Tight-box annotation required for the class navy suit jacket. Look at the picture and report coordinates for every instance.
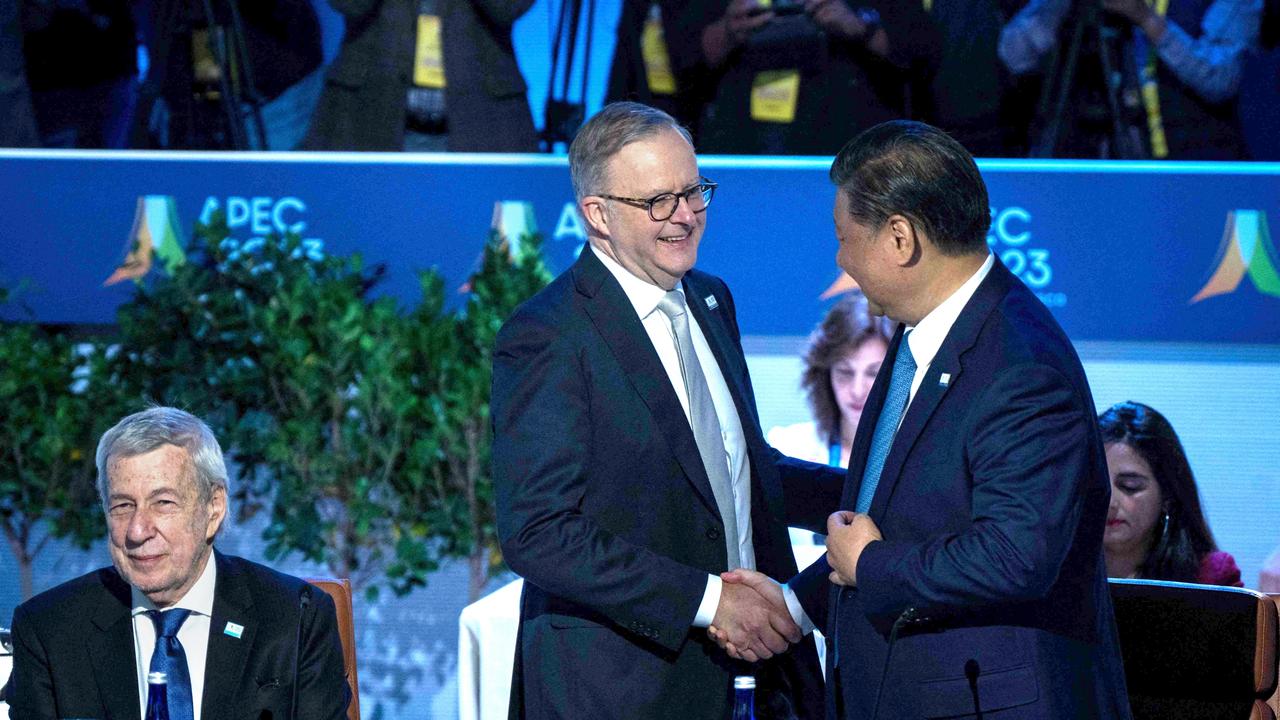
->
[493,249,825,720]
[791,259,1132,719]
[8,551,351,720]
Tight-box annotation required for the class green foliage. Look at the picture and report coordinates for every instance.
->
[397,235,552,598]
[113,215,551,599]
[0,302,127,598]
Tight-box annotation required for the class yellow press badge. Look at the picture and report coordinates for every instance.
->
[750,70,800,123]
[414,15,446,88]
[641,5,676,95]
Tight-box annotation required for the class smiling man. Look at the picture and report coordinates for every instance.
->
[8,407,351,720]
[781,121,1133,719]
[493,101,826,719]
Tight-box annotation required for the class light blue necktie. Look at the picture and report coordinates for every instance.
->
[854,332,916,514]
[147,608,194,720]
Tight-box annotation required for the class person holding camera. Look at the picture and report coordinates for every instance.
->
[999,0,1262,159]
[692,0,941,155]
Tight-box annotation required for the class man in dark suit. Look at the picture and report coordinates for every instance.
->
[8,407,350,720]
[303,0,537,152]
[723,121,1133,718]
[493,101,826,719]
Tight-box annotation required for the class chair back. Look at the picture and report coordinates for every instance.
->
[1110,579,1278,720]
[307,578,360,720]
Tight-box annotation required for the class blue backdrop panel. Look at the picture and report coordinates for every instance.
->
[1,151,1278,346]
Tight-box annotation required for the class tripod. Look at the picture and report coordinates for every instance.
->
[541,0,596,152]
[133,0,268,149]
[1030,2,1147,159]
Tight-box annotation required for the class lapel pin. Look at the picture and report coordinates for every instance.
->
[224,621,244,639]
[704,295,718,310]
[938,373,951,388]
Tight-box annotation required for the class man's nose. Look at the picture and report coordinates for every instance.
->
[669,194,697,224]
[127,508,156,543]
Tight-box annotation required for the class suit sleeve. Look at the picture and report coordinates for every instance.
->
[713,278,846,534]
[296,589,353,720]
[493,308,710,654]
[8,602,58,720]
[855,364,1094,622]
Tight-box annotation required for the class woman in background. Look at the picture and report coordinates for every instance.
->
[1099,401,1242,586]
[768,293,891,468]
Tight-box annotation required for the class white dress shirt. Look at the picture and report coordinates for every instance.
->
[591,246,812,629]
[131,552,217,720]
[901,254,995,416]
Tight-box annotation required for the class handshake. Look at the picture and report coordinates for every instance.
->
[707,569,802,662]
[705,511,883,662]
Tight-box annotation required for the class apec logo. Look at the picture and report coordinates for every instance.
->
[199,195,313,238]
[987,206,1065,308]
[1191,210,1280,303]
[106,195,322,286]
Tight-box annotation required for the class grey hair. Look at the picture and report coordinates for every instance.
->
[95,407,229,507]
[568,101,693,201]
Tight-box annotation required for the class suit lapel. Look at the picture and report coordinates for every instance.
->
[88,569,142,720]
[682,274,789,538]
[867,260,1016,520]
[202,552,257,719]
[573,250,721,517]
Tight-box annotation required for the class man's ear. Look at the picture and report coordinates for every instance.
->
[205,485,227,542]
[580,197,611,239]
[886,214,922,267]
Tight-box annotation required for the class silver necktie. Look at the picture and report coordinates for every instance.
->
[657,290,741,570]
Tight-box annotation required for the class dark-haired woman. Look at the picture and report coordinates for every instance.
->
[767,293,892,469]
[1099,401,1242,586]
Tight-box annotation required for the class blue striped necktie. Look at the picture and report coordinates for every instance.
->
[854,332,917,513]
[148,608,195,720]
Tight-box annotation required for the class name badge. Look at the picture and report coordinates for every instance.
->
[750,70,800,124]
[414,15,446,89]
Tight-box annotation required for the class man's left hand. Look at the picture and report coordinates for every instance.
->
[827,511,882,586]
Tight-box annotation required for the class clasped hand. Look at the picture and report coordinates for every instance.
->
[827,510,883,586]
[707,569,800,662]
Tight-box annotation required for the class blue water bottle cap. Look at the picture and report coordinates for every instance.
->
[734,676,755,690]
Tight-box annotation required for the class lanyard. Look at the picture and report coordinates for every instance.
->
[1133,0,1172,158]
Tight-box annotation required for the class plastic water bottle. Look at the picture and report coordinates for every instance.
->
[145,671,169,720]
[732,675,756,720]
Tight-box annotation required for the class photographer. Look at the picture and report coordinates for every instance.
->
[999,0,1261,158]
[692,0,941,154]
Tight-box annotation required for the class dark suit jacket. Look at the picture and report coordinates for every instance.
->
[303,0,536,151]
[791,259,1132,719]
[8,551,351,720]
[493,249,825,720]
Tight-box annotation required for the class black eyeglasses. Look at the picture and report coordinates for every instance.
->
[599,178,717,222]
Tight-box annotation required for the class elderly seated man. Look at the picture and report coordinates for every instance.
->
[8,406,351,719]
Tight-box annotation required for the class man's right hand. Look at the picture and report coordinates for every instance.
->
[707,570,801,662]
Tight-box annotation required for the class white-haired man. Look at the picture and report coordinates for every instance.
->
[8,406,351,720]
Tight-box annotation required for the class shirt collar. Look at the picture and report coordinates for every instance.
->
[905,253,994,368]
[130,549,218,618]
[589,243,684,320]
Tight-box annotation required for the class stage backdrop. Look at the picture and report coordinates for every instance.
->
[2,152,1279,720]
[2,152,1279,345]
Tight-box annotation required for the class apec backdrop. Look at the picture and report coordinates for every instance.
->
[2,152,1279,346]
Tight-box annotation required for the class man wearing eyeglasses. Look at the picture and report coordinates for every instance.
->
[493,101,828,719]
